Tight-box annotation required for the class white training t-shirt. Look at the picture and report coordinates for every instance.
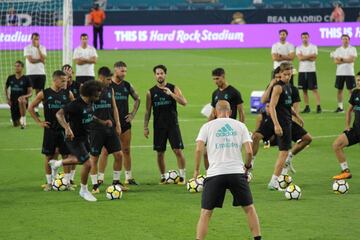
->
[23,44,47,75]
[333,46,357,76]
[271,42,295,69]
[73,45,98,77]
[196,118,252,177]
[296,44,318,72]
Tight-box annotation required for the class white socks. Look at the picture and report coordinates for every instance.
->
[64,173,71,185]
[80,184,88,192]
[98,172,105,181]
[269,174,278,186]
[46,174,52,184]
[179,169,186,179]
[20,116,26,125]
[113,171,121,181]
[90,174,98,185]
[70,170,76,181]
[338,102,344,109]
[286,152,293,163]
[340,162,349,171]
[125,171,132,180]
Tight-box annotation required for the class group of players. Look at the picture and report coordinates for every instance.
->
[4,29,359,202]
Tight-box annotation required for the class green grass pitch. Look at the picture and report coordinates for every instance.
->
[0,48,359,240]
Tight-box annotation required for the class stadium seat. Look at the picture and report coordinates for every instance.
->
[157,4,171,10]
[289,0,303,8]
[117,4,132,10]
[271,1,286,8]
[308,0,322,7]
[81,4,92,10]
[348,0,360,7]
[212,2,225,9]
[136,4,150,10]
[190,3,208,10]
[176,3,189,10]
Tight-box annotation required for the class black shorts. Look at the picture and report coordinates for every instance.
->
[120,121,131,133]
[28,75,46,90]
[66,137,90,163]
[277,121,292,151]
[76,76,95,85]
[201,174,253,210]
[10,99,20,122]
[291,122,308,142]
[344,128,360,146]
[153,126,184,152]
[291,85,301,103]
[256,121,275,141]
[89,128,121,156]
[298,72,318,90]
[42,128,70,156]
[335,76,356,90]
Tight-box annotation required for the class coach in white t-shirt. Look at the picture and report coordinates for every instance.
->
[73,33,97,84]
[24,32,47,94]
[193,100,261,240]
[296,32,322,114]
[331,34,357,113]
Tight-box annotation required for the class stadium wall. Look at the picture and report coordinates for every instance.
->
[1,23,360,50]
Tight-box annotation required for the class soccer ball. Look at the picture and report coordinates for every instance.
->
[332,180,349,194]
[106,185,123,200]
[165,170,180,184]
[52,174,67,191]
[285,184,301,200]
[187,175,206,193]
[278,175,293,190]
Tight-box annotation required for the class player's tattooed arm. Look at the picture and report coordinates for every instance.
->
[56,109,73,140]
[111,88,121,136]
[126,84,140,123]
[28,91,50,128]
[144,91,152,138]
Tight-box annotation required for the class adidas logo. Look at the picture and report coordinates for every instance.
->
[154,94,158,98]
[216,123,237,137]
[355,97,359,101]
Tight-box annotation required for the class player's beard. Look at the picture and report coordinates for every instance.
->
[157,78,165,85]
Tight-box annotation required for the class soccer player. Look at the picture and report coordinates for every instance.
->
[296,32,322,113]
[144,64,187,184]
[267,63,303,190]
[193,100,261,240]
[209,68,245,122]
[62,64,81,99]
[332,72,360,180]
[50,80,103,202]
[28,70,74,191]
[24,32,47,116]
[98,61,140,185]
[5,60,32,128]
[89,66,125,193]
[331,34,357,113]
[73,33,97,85]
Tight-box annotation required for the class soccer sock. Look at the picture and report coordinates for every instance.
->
[20,117,24,125]
[46,174,52,184]
[80,184,88,192]
[70,170,76,181]
[286,152,294,163]
[338,102,344,109]
[113,171,121,181]
[98,172,105,181]
[35,107,39,113]
[54,160,63,168]
[281,168,288,175]
[90,174,98,185]
[270,174,278,186]
[125,171,132,180]
[179,169,186,179]
[23,116,26,125]
[340,162,349,171]
[64,173,71,185]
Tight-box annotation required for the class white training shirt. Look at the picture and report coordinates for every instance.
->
[271,41,295,69]
[296,44,318,72]
[23,44,47,75]
[73,45,98,77]
[196,118,252,177]
[333,46,357,76]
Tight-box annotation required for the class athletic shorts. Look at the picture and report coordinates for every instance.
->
[66,137,90,163]
[10,99,21,122]
[256,120,275,141]
[201,174,253,210]
[292,122,308,142]
[277,121,292,151]
[89,128,121,156]
[120,121,131,133]
[76,76,95,85]
[28,75,46,90]
[298,72,318,90]
[42,128,70,156]
[291,85,301,103]
[153,126,184,152]
[335,76,356,90]
[344,128,360,146]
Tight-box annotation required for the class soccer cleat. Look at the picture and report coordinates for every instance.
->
[284,160,296,174]
[334,107,344,113]
[70,180,77,188]
[301,106,310,113]
[43,184,52,192]
[41,183,48,188]
[79,190,97,202]
[333,169,352,180]
[316,105,322,114]
[66,185,76,191]
[113,180,129,191]
[91,184,100,194]
[159,177,166,185]
[263,140,270,149]
[125,178,139,185]
[20,124,25,129]
[267,182,279,191]
[176,177,186,185]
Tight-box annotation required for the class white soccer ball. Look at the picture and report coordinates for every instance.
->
[278,174,293,190]
[332,180,349,194]
[52,174,67,191]
[187,175,206,193]
[106,185,123,200]
[285,184,302,200]
[165,170,180,184]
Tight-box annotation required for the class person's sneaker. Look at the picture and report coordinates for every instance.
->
[263,141,270,149]
[301,106,310,113]
[97,180,103,187]
[20,124,25,129]
[159,177,166,185]
[70,180,77,188]
[267,182,279,191]
[333,169,352,180]
[66,184,75,191]
[79,190,97,202]
[91,184,100,194]
[125,178,139,185]
[112,180,129,191]
[334,107,344,113]
[41,183,48,188]
[316,105,322,114]
[43,184,52,192]
[176,177,186,185]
